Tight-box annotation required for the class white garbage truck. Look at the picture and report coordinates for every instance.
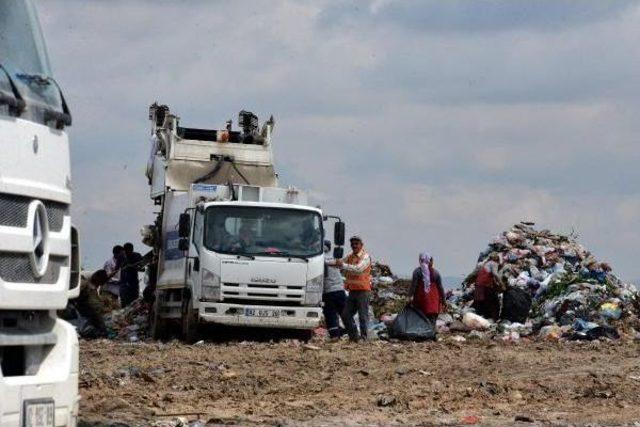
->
[144,104,345,340]
[1,0,81,426]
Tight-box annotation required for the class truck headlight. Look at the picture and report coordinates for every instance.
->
[202,268,221,301]
[304,275,323,305]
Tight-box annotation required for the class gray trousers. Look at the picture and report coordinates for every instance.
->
[341,290,370,341]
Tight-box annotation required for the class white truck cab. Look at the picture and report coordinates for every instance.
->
[1,1,80,425]
[192,200,325,321]
[145,105,345,340]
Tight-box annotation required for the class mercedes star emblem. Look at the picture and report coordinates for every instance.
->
[29,201,50,278]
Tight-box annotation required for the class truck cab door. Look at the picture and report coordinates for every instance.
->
[187,209,204,301]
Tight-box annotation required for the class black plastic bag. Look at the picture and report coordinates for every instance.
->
[389,305,436,341]
[501,287,532,323]
[570,325,620,341]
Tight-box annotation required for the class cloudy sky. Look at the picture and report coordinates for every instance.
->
[37,0,640,281]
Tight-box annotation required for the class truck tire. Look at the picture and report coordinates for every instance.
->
[181,293,200,343]
[150,290,168,340]
[295,329,314,342]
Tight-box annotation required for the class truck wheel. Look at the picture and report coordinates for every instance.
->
[296,329,314,342]
[150,290,167,340]
[181,294,200,343]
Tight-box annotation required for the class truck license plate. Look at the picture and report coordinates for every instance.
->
[23,400,54,427]
[244,308,279,318]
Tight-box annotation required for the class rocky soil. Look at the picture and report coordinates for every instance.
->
[79,338,640,426]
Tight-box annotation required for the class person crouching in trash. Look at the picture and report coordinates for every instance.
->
[408,252,446,321]
[60,270,109,338]
[471,254,503,320]
[322,240,347,340]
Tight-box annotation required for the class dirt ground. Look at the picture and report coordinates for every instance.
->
[78,338,640,426]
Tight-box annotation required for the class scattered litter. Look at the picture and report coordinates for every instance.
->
[103,298,151,341]
[462,312,492,330]
[461,415,481,425]
[539,325,562,341]
[376,395,396,407]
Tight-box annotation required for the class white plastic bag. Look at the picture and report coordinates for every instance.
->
[462,312,492,330]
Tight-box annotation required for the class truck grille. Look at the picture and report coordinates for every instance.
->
[0,253,67,284]
[0,193,68,232]
[221,282,305,303]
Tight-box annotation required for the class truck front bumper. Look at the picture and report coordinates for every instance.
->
[198,302,322,329]
[0,318,79,427]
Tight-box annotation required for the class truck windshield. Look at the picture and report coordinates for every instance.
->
[204,206,323,258]
[0,0,64,118]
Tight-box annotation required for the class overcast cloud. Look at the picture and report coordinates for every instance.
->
[37,0,640,281]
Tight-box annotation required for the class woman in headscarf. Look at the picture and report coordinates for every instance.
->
[409,252,446,320]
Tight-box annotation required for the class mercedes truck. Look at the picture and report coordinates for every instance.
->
[1,1,81,425]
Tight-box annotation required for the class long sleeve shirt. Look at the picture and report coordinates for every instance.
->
[409,268,445,301]
[340,250,371,273]
[103,257,120,283]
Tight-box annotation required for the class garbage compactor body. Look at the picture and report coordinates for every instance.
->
[145,105,343,339]
[1,0,81,425]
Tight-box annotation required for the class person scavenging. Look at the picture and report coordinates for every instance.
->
[408,252,446,322]
[102,245,125,304]
[471,253,503,320]
[63,269,110,338]
[334,235,372,342]
[322,240,347,339]
[120,242,143,308]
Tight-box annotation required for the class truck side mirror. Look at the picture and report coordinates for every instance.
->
[178,238,190,251]
[333,247,344,259]
[178,213,191,238]
[334,221,345,246]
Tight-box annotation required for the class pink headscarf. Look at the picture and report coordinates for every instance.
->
[419,252,432,293]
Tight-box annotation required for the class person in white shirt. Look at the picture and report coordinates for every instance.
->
[322,240,346,339]
[102,245,125,303]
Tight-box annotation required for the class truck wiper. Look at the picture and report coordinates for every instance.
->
[18,73,73,129]
[235,254,256,260]
[0,64,26,114]
[279,252,309,263]
[0,66,72,128]
[0,92,25,110]
[256,249,309,263]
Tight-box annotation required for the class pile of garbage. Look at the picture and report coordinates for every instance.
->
[371,262,394,279]
[370,263,407,319]
[443,222,639,341]
[103,298,151,342]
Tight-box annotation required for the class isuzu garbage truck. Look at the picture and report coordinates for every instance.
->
[144,104,345,340]
[1,0,81,425]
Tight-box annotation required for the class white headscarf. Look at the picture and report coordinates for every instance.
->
[419,252,432,293]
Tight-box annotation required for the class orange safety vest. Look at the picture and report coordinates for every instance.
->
[344,251,372,291]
